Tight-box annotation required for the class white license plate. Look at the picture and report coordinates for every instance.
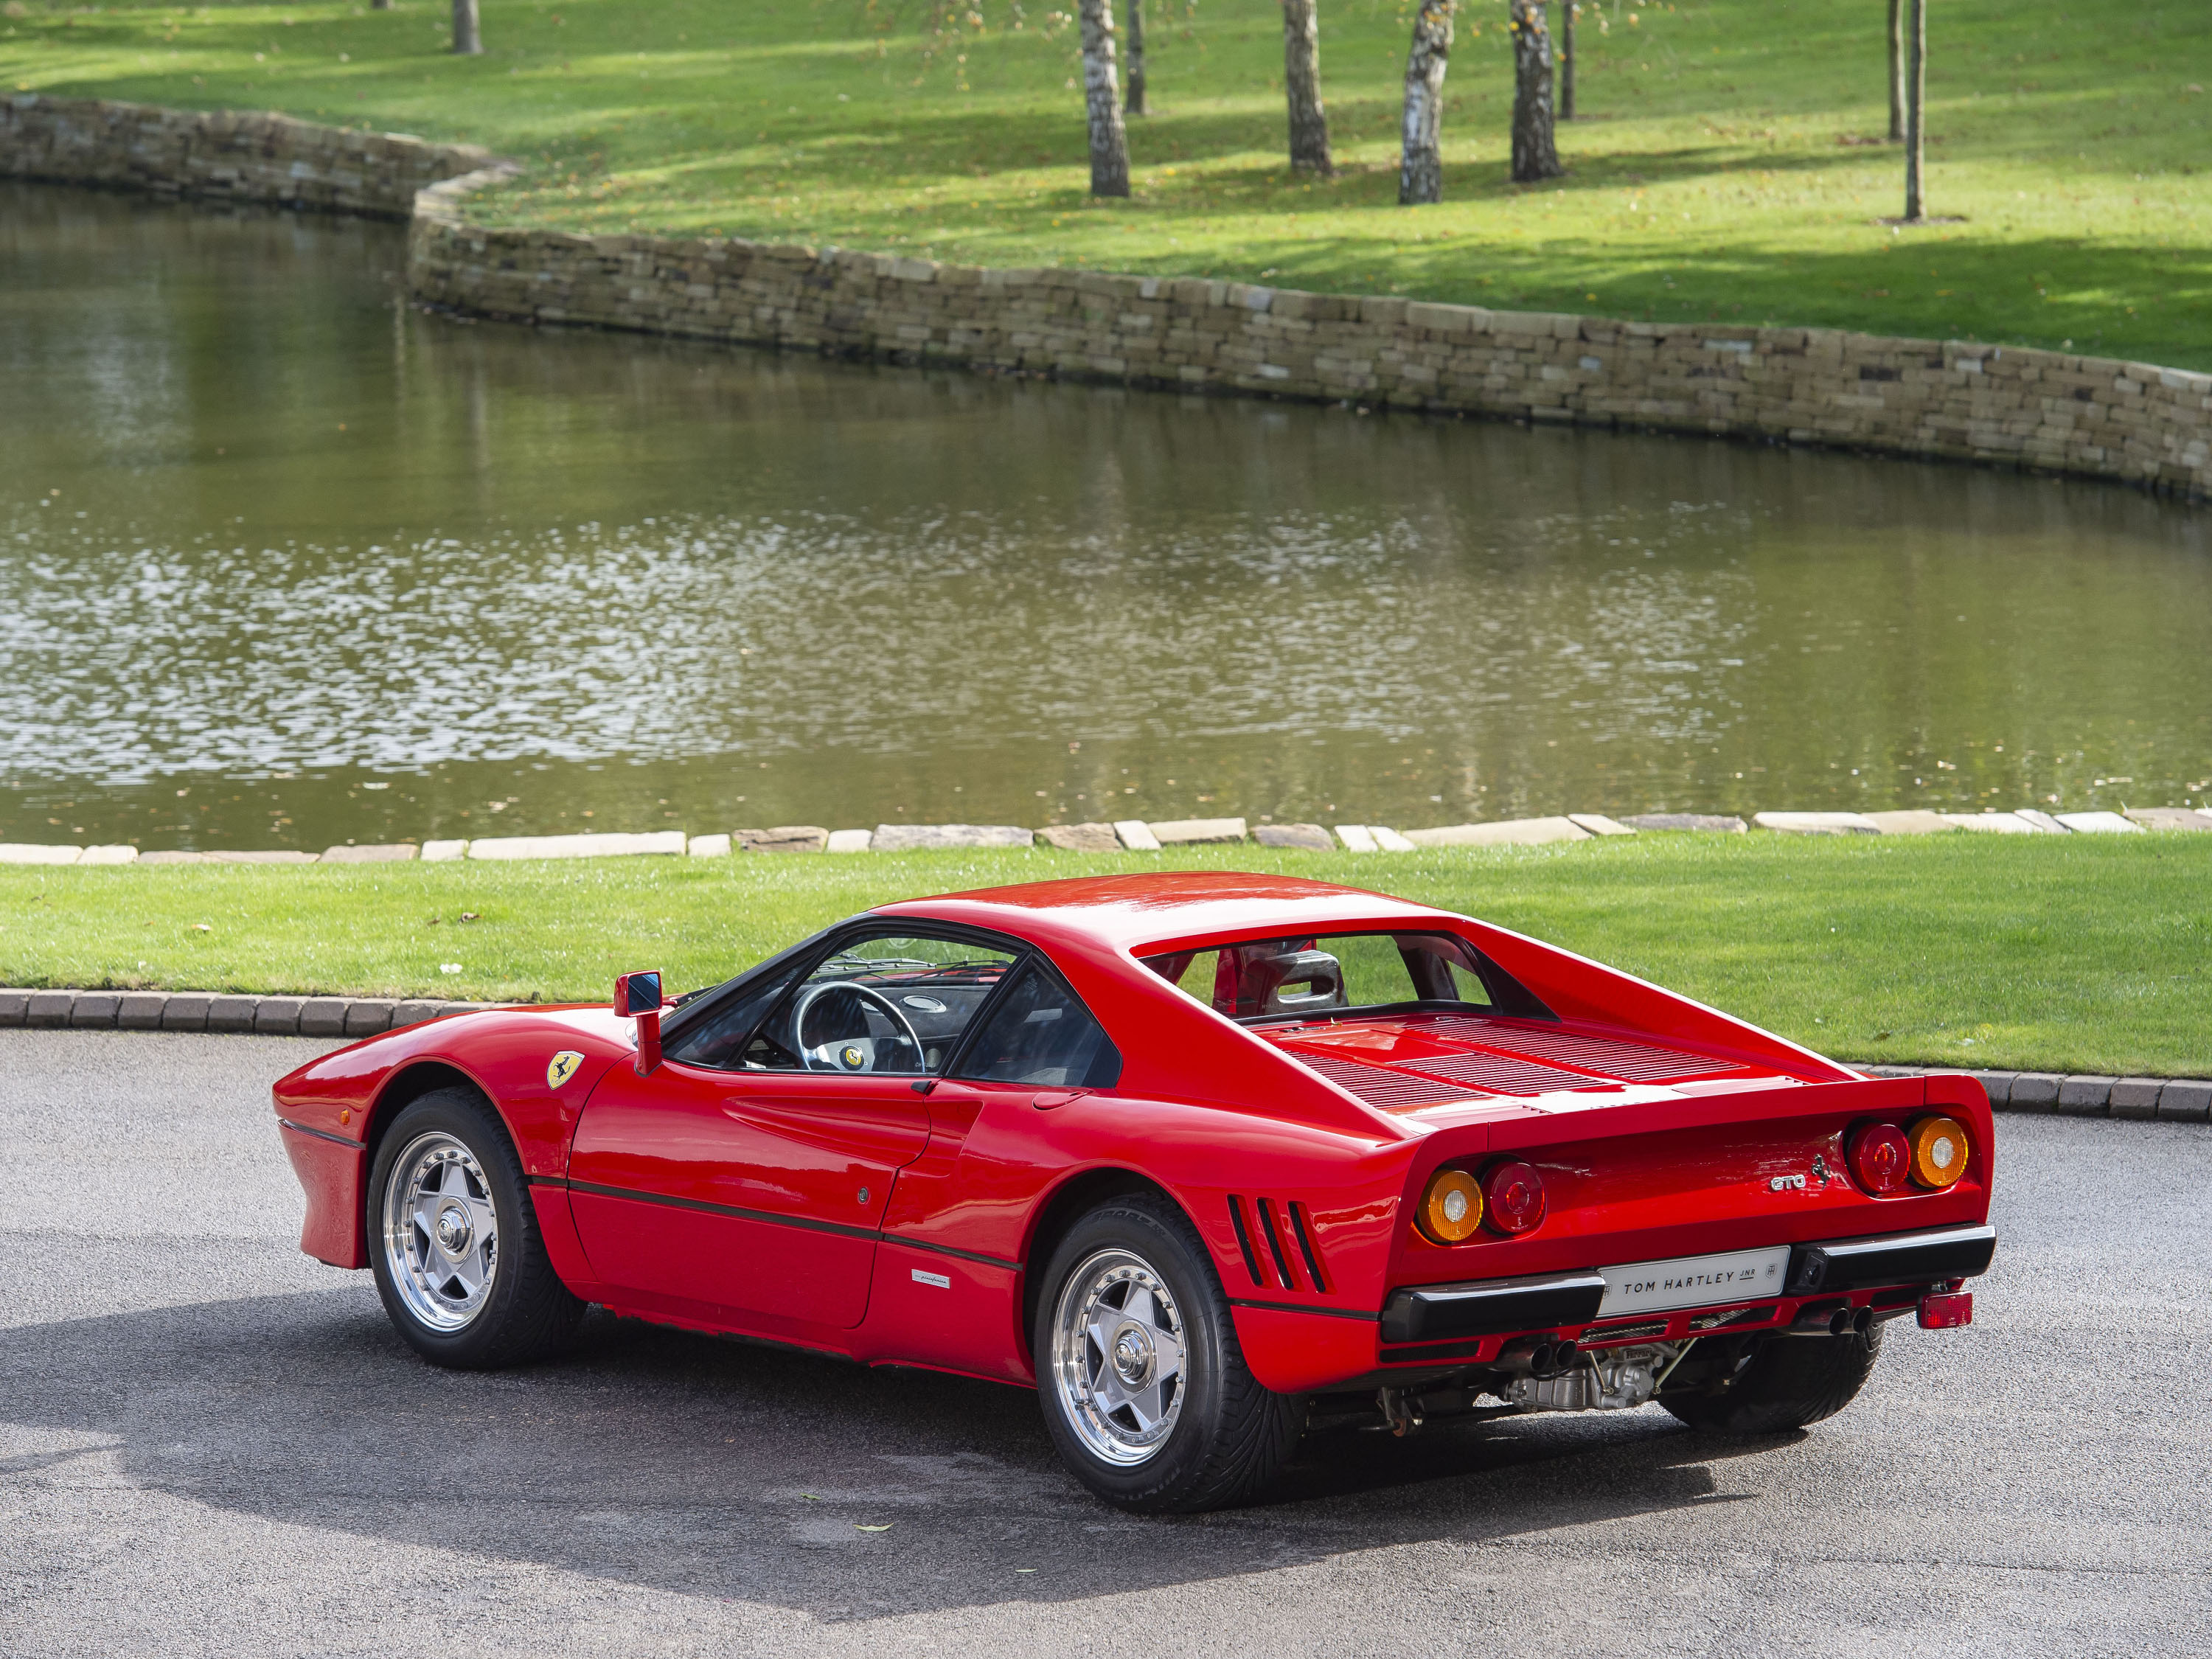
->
[1595,1246,1791,1318]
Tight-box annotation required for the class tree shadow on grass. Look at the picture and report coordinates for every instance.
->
[1,1284,1800,1621]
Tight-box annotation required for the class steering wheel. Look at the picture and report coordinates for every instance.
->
[791,981,928,1074]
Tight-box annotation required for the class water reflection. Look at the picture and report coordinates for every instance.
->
[3,182,2208,851]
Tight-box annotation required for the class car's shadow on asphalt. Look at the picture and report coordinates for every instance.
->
[1,1285,1798,1618]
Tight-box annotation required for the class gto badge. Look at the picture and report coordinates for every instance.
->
[546,1051,585,1089]
[1769,1172,1809,1192]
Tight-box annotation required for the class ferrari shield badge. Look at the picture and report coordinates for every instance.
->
[546,1051,585,1089]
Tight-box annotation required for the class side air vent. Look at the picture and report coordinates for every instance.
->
[1228,1195,1331,1293]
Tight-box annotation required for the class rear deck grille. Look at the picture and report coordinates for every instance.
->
[1293,1051,1475,1109]
[1421,1017,1755,1082]
[1385,1049,1600,1096]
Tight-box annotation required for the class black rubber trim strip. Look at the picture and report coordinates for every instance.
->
[883,1234,1021,1271]
[552,1176,1023,1269]
[278,1118,365,1150]
[566,1178,882,1243]
[1226,1196,1266,1287]
[1229,1297,1381,1322]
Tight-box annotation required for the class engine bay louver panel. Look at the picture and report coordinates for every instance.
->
[1420,1016,1756,1082]
[1293,1051,1477,1108]
[1383,1049,1600,1097]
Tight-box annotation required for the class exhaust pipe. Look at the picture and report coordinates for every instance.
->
[1495,1338,1582,1377]
[1792,1301,1873,1337]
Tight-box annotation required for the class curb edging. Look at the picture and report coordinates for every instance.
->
[3,987,2202,1122]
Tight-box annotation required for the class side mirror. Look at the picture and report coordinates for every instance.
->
[613,970,664,1018]
[613,970,665,1073]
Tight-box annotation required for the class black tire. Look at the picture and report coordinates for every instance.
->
[1033,1192,1301,1514]
[366,1087,587,1369]
[1661,1324,1884,1435]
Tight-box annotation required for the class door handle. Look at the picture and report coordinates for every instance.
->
[1031,1089,1087,1111]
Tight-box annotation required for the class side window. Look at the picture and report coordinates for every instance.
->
[742,933,1018,1075]
[661,964,804,1070]
[955,959,1121,1089]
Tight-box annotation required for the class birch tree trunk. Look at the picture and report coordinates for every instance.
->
[1902,0,1927,218]
[1559,0,1575,120]
[1125,0,1148,116]
[1078,0,1132,197]
[1886,0,1905,142]
[1397,0,1455,205]
[451,0,481,55]
[1510,0,1564,183]
[1281,0,1334,175]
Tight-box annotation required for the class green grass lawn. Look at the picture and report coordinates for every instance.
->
[4,835,2208,1077]
[4,0,2208,367]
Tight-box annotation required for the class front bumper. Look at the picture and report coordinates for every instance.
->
[1381,1222,1997,1347]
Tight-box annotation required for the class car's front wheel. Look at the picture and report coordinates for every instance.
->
[1034,1192,1300,1513]
[1660,1324,1884,1434]
[366,1087,587,1368]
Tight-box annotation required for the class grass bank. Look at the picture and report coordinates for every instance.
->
[4,0,2208,369]
[3,836,2207,1077]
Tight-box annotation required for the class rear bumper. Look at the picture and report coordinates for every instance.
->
[1380,1222,1997,1348]
[1785,1222,1997,1295]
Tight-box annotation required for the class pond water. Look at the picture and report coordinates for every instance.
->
[4,181,2209,853]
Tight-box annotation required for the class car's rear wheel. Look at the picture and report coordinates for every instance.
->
[367,1088,586,1368]
[1034,1192,1300,1513]
[1660,1324,1884,1434]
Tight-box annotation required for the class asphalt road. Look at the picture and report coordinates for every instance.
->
[3,1032,2208,1657]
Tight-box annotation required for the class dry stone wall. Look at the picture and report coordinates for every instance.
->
[7,93,2210,498]
[1,91,498,218]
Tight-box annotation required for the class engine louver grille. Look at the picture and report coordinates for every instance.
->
[1422,1016,1753,1082]
[1385,1049,1599,1096]
[1294,1051,1476,1109]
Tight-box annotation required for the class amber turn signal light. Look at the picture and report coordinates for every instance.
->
[1910,1115,1969,1189]
[1417,1167,1484,1244]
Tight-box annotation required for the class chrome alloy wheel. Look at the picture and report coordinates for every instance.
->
[382,1131,499,1332]
[1051,1248,1189,1466]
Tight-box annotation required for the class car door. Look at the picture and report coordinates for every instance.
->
[567,929,1018,1330]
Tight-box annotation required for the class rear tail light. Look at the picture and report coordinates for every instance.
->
[1909,1115,1969,1189]
[1416,1168,1484,1245]
[1848,1122,1912,1194]
[1918,1290,1973,1329]
[1483,1161,1547,1235]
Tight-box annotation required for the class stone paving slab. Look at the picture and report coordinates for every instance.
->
[1755,811,1882,835]
[467,831,686,860]
[737,827,829,854]
[1333,825,1379,852]
[1942,812,2040,833]
[321,844,419,862]
[686,833,733,858]
[0,844,86,865]
[1146,818,1248,846]
[1112,821,1161,851]
[1405,817,1590,848]
[2053,811,2142,834]
[2014,810,2070,834]
[824,830,873,854]
[1864,810,1956,835]
[870,824,1033,850]
[1039,823,1122,852]
[2126,808,2212,832]
[1567,813,1637,837]
[1623,814,1747,832]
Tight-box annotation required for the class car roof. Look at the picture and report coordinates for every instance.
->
[871,871,1464,956]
